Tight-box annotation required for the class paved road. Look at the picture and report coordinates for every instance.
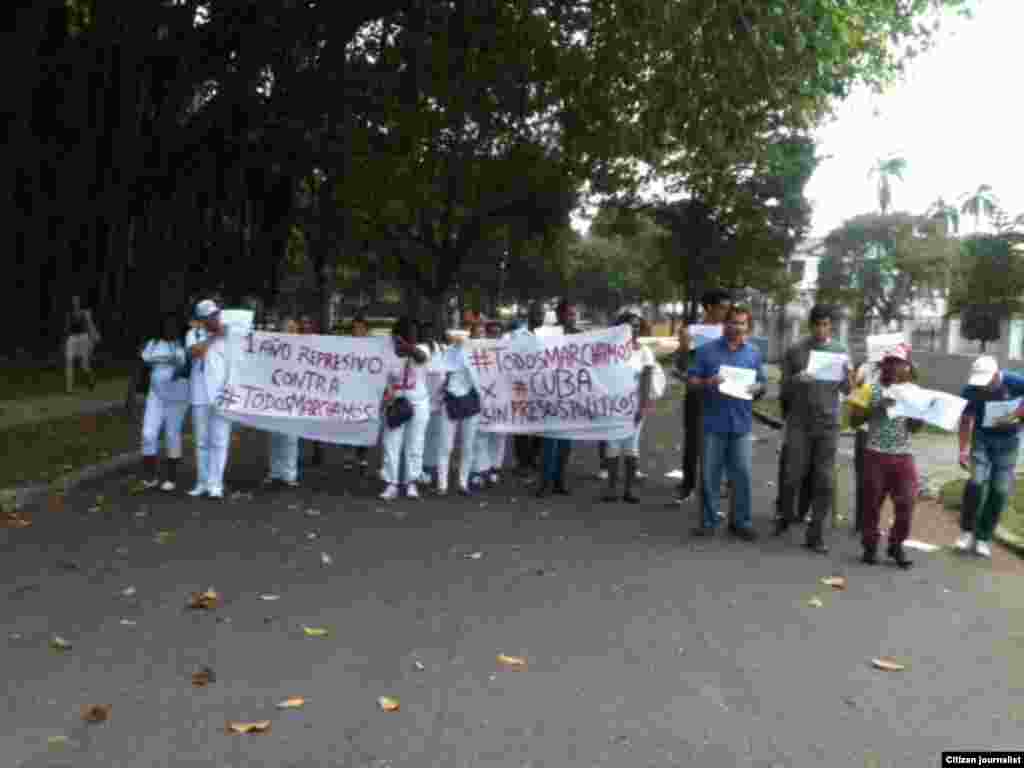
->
[2,396,1022,767]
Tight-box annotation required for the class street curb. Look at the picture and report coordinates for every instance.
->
[5,451,138,511]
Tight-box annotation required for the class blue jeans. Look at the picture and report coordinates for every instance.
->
[965,432,1019,542]
[702,432,753,530]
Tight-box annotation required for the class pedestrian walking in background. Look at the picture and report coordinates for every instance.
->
[65,295,101,393]
[379,317,431,501]
[955,355,1024,558]
[775,304,854,555]
[687,305,766,540]
[139,313,190,491]
[847,344,921,568]
[601,312,655,504]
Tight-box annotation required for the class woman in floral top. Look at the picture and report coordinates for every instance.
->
[847,344,922,569]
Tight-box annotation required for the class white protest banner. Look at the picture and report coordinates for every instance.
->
[534,325,564,338]
[220,308,254,331]
[866,333,907,363]
[215,331,398,446]
[471,325,639,441]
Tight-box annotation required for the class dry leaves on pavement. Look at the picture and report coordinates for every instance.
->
[871,657,906,672]
[276,697,306,709]
[191,666,216,687]
[807,597,825,608]
[2,511,32,528]
[821,576,847,590]
[377,696,400,712]
[188,589,220,610]
[50,635,72,651]
[497,654,528,669]
[225,720,271,734]
[80,704,111,723]
[302,625,329,638]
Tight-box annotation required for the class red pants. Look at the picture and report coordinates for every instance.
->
[862,449,917,549]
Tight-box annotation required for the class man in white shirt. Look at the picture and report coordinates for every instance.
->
[186,299,233,499]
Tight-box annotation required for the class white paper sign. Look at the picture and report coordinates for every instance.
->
[866,333,907,363]
[982,398,1022,428]
[885,383,969,432]
[805,350,849,382]
[688,324,723,350]
[534,325,564,337]
[718,365,757,400]
[220,309,255,331]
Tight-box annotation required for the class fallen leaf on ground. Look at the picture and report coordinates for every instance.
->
[807,597,824,608]
[821,576,847,590]
[226,720,271,734]
[306,531,319,540]
[302,625,329,637]
[377,696,400,712]
[497,654,527,668]
[47,494,65,513]
[191,666,216,687]
[50,635,72,651]
[153,531,175,544]
[121,586,136,597]
[128,480,148,495]
[188,589,220,610]
[259,594,280,601]
[413,661,425,671]
[2,512,32,528]
[305,508,321,517]
[119,619,137,627]
[276,697,306,709]
[465,551,484,560]
[47,735,70,749]
[871,657,906,672]
[80,704,111,723]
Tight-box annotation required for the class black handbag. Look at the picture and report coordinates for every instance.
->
[445,388,481,420]
[385,359,415,428]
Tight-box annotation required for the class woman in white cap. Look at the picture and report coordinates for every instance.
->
[847,344,921,569]
[186,299,232,499]
[139,313,190,490]
[379,317,430,500]
[264,317,301,489]
[955,354,1024,558]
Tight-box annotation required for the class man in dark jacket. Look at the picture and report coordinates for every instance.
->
[774,304,854,554]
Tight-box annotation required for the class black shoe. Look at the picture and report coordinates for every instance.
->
[690,526,715,537]
[861,546,878,565]
[622,492,640,504]
[773,517,790,536]
[536,485,550,499]
[887,544,913,570]
[804,539,830,555]
[730,525,758,542]
[554,482,571,496]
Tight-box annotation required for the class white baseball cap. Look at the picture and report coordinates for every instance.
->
[968,355,999,387]
[194,299,221,320]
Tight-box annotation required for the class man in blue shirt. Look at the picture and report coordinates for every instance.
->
[688,305,767,539]
[956,355,1024,558]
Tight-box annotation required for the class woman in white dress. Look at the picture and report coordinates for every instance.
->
[139,314,190,490]
[379,317,431,500]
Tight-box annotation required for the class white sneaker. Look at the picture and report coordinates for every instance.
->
[596,469,609,481]
[436,483,449,496]
[487,471,499,486]
[635,471,648,480]
[975,540,992,558]
[406,484,420,499]
[187,484,207,497]
[379,484,399,501]
[955,532,974,552]
[142,478,160,490]
[159,481,176,492]
[207,488,224,500]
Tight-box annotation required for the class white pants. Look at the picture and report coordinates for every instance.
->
[65,334,93,390]
[422,409,443,470]
[438,412,480,488]
[192,404,233,493]
[268,432,300,482]
[606,421,644,459]
[381,400,430,486]
[473,431,506,475]
[141,394,188,457]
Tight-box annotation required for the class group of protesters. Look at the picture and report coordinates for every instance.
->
[135,293,1021,566]
[673,291,1021,568]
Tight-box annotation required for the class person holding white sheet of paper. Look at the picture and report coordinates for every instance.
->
[955,355,1024,558]
[775,305,854,555]
[687,305,766,540]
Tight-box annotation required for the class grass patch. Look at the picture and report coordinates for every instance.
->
[0,361,136,401]
[940,477,1024,540]
[0,407,143,489]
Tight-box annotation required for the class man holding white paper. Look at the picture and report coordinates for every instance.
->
[956,355,1024,558]
[776,305,853,555]
[687,305,766,539]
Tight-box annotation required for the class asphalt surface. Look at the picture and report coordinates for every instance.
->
[2,395,1023,768]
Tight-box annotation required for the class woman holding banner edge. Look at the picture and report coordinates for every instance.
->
[379,317,431,501]
[264,317,302,489]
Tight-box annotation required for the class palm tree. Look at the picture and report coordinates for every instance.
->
[869,156,907,215]
[927,196,960,237]
[959,184,999,232]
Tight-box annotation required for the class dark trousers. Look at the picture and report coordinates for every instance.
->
[776,441,813,521]
[542,439,571,486]
[514,435,542,471]
[778,426,839,543]
[681,393,701,494]
[862,449,916,549]
[854,430,867,532]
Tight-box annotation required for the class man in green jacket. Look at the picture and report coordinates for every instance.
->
[775,305,854,554]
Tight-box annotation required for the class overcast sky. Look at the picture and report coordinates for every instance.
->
[806,0,1021,236]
